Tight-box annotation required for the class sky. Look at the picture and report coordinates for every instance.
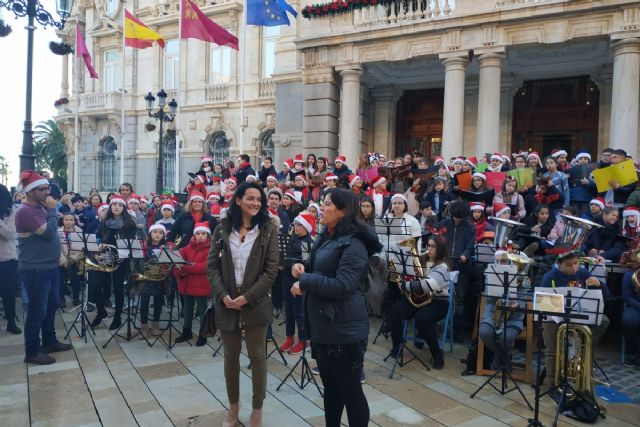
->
[0,11,62,187]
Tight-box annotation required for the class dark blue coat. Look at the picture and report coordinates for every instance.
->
[436,217,476,259]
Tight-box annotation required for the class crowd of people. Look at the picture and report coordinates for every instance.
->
[1,146,640,427]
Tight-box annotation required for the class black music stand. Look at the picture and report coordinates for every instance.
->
[382,245,432,378]
[63,232,99,342]
[276,342,323,396]
[470,265,533,409]
[150,247,189,350]
[103,237,145,348]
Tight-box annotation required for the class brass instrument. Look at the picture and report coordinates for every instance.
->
[84,244,121,273]
[173,234,183,249]
[130,261,171,282]
[490,217,524,249]
[621,236,640,293]
[390,237,431,308]
[554,325,596,402]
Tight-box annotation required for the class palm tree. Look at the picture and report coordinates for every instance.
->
[34,119,68,190]
[0,155,9,186]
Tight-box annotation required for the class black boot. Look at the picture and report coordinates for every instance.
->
[90,310,107,328]
[195,334,207,347]
[175,328,193,344]
[7,324,22,334]
[108,316,122,331]
[431,349,445,370]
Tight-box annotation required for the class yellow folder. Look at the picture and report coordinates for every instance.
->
[591,159,638,193]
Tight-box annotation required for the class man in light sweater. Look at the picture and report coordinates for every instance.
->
[15,171,71,365]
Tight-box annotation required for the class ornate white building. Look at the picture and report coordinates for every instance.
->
[57,0,640,194]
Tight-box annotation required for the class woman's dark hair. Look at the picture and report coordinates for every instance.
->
[60,212,77,228]
[0,184,12,219]
[428,235,450,268]
[90,194,103,204]
[307,153,316,166]
[147,228,167,246]
[472,176,487,192]
[325,188,383,254]
[106,192,116,203]
[104,202,136,227]
[71,194,84,204]
[449,200,471,219]
[119,182,134,193]
[359,196,375,222]
[533,204,549,219]
[228,182,270,231]
[316,157,327,173]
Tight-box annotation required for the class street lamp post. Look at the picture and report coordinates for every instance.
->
[145,89,177,194]
[0,0,73,173]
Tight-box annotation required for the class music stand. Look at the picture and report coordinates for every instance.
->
[64,232,100,342]
[150,247,190,350]
[373,217,410,344]
[382,245,431,378]
[102,237,145,348]
[276,342,323,397]
[470,264,533,409]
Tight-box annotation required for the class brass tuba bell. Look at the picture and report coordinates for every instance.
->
[547,214,602,255]
[490,217,524,249]
[554,325,597,403]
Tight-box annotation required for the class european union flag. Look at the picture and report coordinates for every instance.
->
[247,0,297,27]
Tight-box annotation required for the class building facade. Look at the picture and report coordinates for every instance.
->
[56,0,640,194]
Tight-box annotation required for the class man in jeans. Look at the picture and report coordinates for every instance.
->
[16,171,72,365]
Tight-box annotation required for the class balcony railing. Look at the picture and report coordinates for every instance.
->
[205,83,230,103]
[80,91,122,112]
[354,0,454,27]
[258,79,276,99]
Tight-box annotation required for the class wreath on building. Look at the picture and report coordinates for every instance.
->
[302,0,389,19]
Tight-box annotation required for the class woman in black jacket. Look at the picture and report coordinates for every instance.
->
[291,188,382,427]
[167,192,216,249]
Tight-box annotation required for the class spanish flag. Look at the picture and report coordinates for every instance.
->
[124,9,165,49]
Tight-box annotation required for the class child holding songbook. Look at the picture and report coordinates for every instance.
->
[534,176,563,214]
[138,224,168,339]
[280,212,315,355]
[58,213,83,307]
[539,251,611,386]
[174,222,212,346]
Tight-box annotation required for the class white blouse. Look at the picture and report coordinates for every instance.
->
[228,225,260,288]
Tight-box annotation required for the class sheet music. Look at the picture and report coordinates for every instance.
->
[484,264,519,298]
[534,286,604,326]
[156,248,189,264]
[386,247,423,278]
[375,217,411,261]
[475,244,496,263]
[115,239,145,259]
[67,233,100,252]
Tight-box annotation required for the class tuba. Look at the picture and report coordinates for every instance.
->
[491,217,524,249]
[84,244,121,273]
[547,214,602,255]
[554,325,597,403]
[391,238,431,307]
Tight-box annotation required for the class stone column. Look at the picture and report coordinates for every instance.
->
[441,56,469,160]
[61,54,69,98]
[372,86,401,158]
[337,65,363,169]
[610,38,640,158]
[476,52,504,157]
[302,67,340,159]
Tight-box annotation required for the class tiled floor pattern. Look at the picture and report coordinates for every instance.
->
[0,307,638,426]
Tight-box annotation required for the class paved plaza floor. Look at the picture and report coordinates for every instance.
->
[1,304,639,427]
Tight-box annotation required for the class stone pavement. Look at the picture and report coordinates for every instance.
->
[0,306,639,427]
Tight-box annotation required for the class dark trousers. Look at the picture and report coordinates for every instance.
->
[622,305,640,355]
[20,268,59,357]
[0,259,19,328]
[314,343,369,427]
[284,288,306,340]
[139,294,162,324]
[91,261,128,316]
[452,260,482,334]
[182,295,207,330]
[58,265,82,300]
[390,298,449,356]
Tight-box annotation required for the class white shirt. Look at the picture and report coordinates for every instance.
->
[228,225,260,288]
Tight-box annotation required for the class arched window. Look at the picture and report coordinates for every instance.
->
[261,129,275,159]
[208,131,230,166]
[98,136,118,191]
[163,131,176,190]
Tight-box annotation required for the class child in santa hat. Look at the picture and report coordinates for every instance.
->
[622,206,640,239]
[138,224,169,339]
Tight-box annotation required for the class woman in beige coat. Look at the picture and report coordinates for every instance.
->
[208,182,279,427]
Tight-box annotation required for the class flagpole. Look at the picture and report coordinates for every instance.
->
[175,1,183,193]
[239,2,246,156]
[120,9,126,186]
[73,22,80,193]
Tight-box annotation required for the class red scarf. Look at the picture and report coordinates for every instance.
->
[191,211,203,224]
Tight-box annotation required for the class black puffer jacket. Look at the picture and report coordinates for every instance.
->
[299,225,380,345]
[167,211,216,248]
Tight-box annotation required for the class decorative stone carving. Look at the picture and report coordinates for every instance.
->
[201,109,235,145]
[83,117,97,134]
[302,66,336,84]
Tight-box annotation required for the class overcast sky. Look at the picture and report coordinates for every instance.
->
[0,12,62,187]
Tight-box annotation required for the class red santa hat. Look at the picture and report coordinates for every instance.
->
[335,155,347,165]
[622,206,640,219]
[160,203,175,213]
[589,197,605,210]
[348,174,361,188]
[266,175,277,182]
[97,203,109,214]
[267,208,279,218]
[225,176,238,186]
[201,156,213,164]
[575,151,591,162]
[127,195,140,205]
[283,158,293,170]
[293,154,304,164]
[527,151,541,163]
[469,202,485,212]
[139,196,149,205]
[452,157,465,165]
[294,212,316,236]
[193,222,211,235]
[501,154,511,164]
[148,223,167,234]
[19,170,49,193]
[189,191,205,203]
[433,156,445,166]
[391,193,407,203]
[294,175,308,186]
[465,156,478,169]
[493,203,511,217]
[552,149,568,158]
[472,172,487,181]
[325,172,339,181]
[490,153,503,162]
[307,202,321,214]
[371,175,386,188]
[284,190,302,204]
[208,192,221,201]
[109,196,127,206]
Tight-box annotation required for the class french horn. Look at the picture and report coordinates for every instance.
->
[130,261,171,282]
[83,244,121,273]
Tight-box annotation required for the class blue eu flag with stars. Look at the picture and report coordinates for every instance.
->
[247,0,297,27]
